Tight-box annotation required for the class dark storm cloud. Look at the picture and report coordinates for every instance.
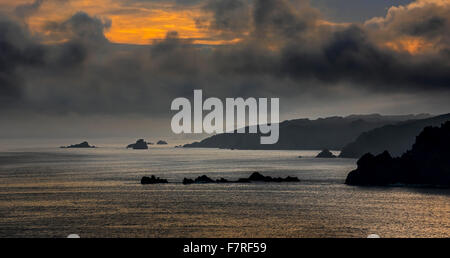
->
[44,11,111,43]
[279,25,450,90]
[366,1,450,45]
[0,0,449,116]
[252,0,320,39]
[197,0,251,37]
[406,16,445,37]
[14,0,44,18]
[206,0,450,90]
[0,15,45,106]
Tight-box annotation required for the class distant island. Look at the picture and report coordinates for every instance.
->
[345,121,450,187]
[340,113,450,158]
[157,140,168,145]
[61,141,95,148]
[127,139,149,150]
[183,114,431,150]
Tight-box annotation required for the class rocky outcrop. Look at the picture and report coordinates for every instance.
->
[237,172,300,183]
[183,175,215,184]
[127,139,148,150]
[182,172,300,185]
[316,149,336,158]
[141,175,168,184]
[157,140,168,145]
[61,141,95,148]
[345,122,450,187]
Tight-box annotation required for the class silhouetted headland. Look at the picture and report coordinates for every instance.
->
[182,172,300,185]
[127,139,149,150]
[141,175,168,184]
[316,149,336,158]
[183,114,430,150]
[345,121,450,187]
[61,141,95,148]
[340,113,450,158]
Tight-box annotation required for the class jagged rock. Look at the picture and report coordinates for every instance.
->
[62,141,95,148]
[345,122,450,187]
[127,139,148,150]
[195,175,214,183]
[239,172,300,183]
[182,172,300,184]
[141,175,168,184]
[182,175,215,185]
[157,140,168,145]
[316,149,336,158]
[247,172,268,181]
[182,178,195,185]
[216,178,229,183]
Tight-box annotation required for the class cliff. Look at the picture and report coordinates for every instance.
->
[345,121,450,187]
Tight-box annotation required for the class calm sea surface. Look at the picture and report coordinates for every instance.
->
[0,141,448,238]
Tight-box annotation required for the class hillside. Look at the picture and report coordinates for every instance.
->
[339,113,450,158]
[183,114,430,150]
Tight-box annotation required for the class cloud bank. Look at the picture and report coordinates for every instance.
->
[0,0,449,119]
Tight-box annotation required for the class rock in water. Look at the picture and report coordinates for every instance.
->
[182,175,214,185]
[239,172,300,183]
[316,149,336,158]
[183,178,195,185]
[248,172,268,181]
[157,140,168,145]
[182,172,300,184]
[345,121,450,187]
[141,175,168,184]
[127,139,149,149]
[63,141,95,148]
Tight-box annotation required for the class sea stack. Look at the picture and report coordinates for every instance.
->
[316,149,336,158]
[62,141,96,148]
[127,139,149,150]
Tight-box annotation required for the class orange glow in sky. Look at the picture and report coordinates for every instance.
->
[384,37,435,55]
[2,0,233,45]
[0,0,442,52]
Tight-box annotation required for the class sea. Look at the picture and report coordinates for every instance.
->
[0,139,448,238]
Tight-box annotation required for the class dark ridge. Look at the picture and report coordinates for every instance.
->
[340,113,450,158]
[183,114,430,150]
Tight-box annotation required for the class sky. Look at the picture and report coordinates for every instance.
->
[0,0,449,139]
